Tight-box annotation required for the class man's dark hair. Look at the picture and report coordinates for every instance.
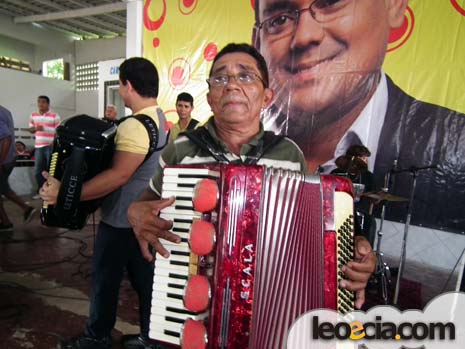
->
[38,95,50,104]
[15,141,26,148]
[209,43,270,88]
[346,145,371,158]
[176,92,194,106]
[119,57,159,98]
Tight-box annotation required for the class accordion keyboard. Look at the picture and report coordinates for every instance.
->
[149,167,219,346]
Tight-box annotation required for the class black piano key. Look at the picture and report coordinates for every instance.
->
[164,330,181,338]
[165,316,184,324]
[168,273,188,280]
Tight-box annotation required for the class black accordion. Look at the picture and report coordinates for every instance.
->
[40,115,117,230]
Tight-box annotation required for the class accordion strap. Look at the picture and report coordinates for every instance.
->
[120,113,168,163]
[54,147,86,220]
[183,127,284,165]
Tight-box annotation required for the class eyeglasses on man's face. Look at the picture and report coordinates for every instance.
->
[207,71,266,88]
[257,0,352,38]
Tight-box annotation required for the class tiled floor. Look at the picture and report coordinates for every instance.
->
[0,196,461,348]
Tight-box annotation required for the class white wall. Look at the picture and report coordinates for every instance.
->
[76,91,99,118]
[74,37,125,118]
[75,37,125,64]
[0,13,75,72]
[0,67,75,133]
[0,34,35,68]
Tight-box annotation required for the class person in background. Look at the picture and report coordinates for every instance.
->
[169,92,199,141]
[102,104,119,125]
[15,141,32,160]
[27,95,60,199]
[41,57,168,349]
[0,105,37,232]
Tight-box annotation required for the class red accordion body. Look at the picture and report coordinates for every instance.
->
[150,164,354,349]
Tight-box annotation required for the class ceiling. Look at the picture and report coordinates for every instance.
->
[0,0,127,40]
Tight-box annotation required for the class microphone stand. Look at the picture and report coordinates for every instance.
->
[392,165,437,306]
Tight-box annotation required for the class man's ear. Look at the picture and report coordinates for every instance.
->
[387,0,408,28]
[262,87,274,109]
[252,26,260,50]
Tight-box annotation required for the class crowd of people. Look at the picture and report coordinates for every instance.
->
[35,43,376,349]
[3,40,379,349]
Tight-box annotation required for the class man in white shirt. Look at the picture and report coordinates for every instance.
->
[28,95,60,198]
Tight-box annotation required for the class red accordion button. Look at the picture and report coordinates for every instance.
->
[189,220,216,255]
[192,179,218,212]
[181,319,207,349]
[184,275,210,312]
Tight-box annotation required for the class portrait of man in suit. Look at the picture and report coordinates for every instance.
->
[253,0,465,230]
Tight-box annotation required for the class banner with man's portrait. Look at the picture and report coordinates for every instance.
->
[143,0,465,232]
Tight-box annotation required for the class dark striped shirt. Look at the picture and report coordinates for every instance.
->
[149,117,307,195]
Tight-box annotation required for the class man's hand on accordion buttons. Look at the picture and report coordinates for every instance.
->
[127,197,181,262]
[339,235,377,309]
[39,171,61,205]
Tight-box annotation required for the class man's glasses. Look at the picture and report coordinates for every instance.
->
[207,71,266,88]
[257,0,351,38]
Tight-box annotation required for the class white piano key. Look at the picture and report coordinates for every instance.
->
[162,189,194,198]
[151,304,208,321]
[149,329,180,345]
[153,267,188,280]
[163,206,198,216]
[162,243,191,253]
[152,290,185,307]
[155,259,190,273]
[151,315,184,330]
[153,273,186,287]
[153,283,185,296]
[161,240,189,249]
[163,167,220,177]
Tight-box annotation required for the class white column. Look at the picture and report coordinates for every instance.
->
[126,0,143,58]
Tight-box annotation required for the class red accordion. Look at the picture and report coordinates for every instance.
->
[150,165,355,349]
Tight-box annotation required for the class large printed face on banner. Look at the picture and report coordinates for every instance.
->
[255,0,401,127]
[143,0,465,231]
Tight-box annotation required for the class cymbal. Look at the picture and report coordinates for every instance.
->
[361,191,409,202]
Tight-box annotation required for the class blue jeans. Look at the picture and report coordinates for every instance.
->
[34,145,52,191]
[85,222,154,340]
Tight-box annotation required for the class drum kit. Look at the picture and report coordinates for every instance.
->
[359,189,408,305]
[355,164,437,306]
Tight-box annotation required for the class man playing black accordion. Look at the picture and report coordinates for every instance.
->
[40,57,169,349]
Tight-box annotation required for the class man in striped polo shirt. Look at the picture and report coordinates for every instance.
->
[28,95,60,197]
[128,43,376,310]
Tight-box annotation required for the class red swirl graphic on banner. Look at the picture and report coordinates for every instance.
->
[179,0,198,15]
[451,0,465,16]
[143,0,167,31]
[251,0,256,9]
[168,58,191,90]
[204,42,218,62]
[387,6,414,52]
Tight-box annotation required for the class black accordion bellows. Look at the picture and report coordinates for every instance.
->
[41,114,117,230]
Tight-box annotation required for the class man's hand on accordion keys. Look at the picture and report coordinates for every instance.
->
[340,236,377,309]
[127,197,181,262]
[39,171,60,205]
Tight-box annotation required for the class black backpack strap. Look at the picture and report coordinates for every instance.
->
[130,114,168,163]
[183,128,285,165]
[243,131,285,165]
[183,127,230,163]
[187,119,199,130]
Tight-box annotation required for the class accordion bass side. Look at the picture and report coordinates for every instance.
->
[40,115,117,230]
[150,164,355,349]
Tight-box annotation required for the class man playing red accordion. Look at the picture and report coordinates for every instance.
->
[128,43,376,311]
